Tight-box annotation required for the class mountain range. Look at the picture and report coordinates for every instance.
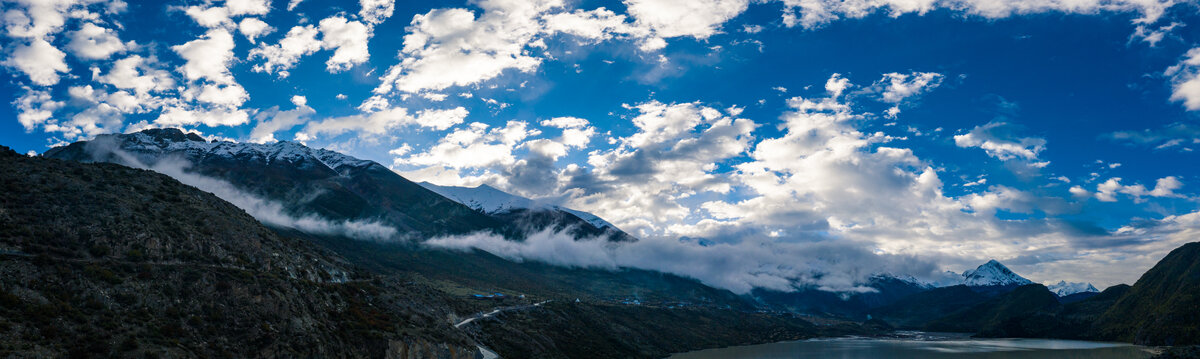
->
[5,128,1199,356]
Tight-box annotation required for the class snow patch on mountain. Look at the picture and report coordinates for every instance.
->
[924,260,1033,288]
[87,129,389,177]
[1047,281,1099,297]
[419,182,617,230]
[961,260,1034,287]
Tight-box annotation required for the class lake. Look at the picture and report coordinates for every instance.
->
[670,333,1156,359]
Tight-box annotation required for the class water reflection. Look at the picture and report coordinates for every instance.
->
[671,333,1155,359]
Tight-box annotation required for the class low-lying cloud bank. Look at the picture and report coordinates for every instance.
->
[85,140,399,241]
[426,227,943,294]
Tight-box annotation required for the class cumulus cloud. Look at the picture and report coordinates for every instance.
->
[623,0,750,39]
[396,120,537,168]
[66,22,126,60]
[13,88,64,131]
[408,73,1179,290]
[155,107,250,127]
[249,96,316,143]
[870,72,943,117]
[5,38,69,86]
[316,16,371,72]
[954,121,1046,161]
[238,17,274,43]
[373,0,556,94]
[97,55,176,95]
[359,0,395,24]
[250,16,372,76]
[249,24,321,76]
[300,106,470,138]
[1167,47,1200,111]
[1095,176,1184,202]
[172,29,237,84]
[777,0,1174,30]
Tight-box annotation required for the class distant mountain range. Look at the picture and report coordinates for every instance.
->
[21,128,1200,352]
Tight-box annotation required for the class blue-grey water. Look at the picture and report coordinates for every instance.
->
[670,333,1155,359]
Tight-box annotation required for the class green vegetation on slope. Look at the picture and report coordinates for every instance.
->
[1093,242,1200,345]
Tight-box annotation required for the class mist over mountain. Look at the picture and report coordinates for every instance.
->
[45,129,951,295]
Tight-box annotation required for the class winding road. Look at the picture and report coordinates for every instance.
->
[454,300,552,328]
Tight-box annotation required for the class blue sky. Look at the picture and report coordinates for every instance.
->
[4,0,1200,290]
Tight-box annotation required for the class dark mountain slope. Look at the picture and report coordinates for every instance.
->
[43,128,505,238]
[870,285,989,329]
[751,275,930,320]
[0,146,478,358]
[924,284,1061,334]
[295,230,754,308]
[1093,242,1200,345]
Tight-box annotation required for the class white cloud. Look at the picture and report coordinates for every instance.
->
[1151,176,1184,197]
[184,0,270,29]
[13,88,64,130]
[155,106,250,127]
[428,228,940,294]
[778,0,1174,30]
[397,121,537,168]
[3,0,99,39]
[66,22,126,60]
[1096,176,1184,202]
[97,55,176,95]
[5,38,69,86]
[250,24,321,76]
[250,16,373,75]
[875,71,943,103]
[623,0,750,39]
[1167,47,1200,111]
[195,83,249,108]
[373,0,558,94]
[238,17,274,43]
[540,116,590,129]
[185,6,233,28]
[317,16,371,72]
[954,121,1046,161]
[225,0,270,16]
[172,29,237,84]
[250,100,316,143]
[301,106,470,138]
[359,0,395,24]
[542,7,643,42]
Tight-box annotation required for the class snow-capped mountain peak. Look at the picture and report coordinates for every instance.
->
[1046,281,1099,297]
[961,260,1034,287]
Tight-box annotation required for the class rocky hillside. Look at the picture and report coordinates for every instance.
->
[0,146,478,358]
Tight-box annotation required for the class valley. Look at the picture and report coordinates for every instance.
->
[4,129,1200,357]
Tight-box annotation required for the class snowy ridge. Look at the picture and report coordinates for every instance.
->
[961,260,1034,287]
[1046,281,1099,297]
[555,206,617,230]
[868,273,937,289]
[99,129,376,173]
[420,182,538,214]
[419,182,616,230]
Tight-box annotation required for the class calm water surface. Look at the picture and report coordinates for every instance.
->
[671,333,1155,359]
